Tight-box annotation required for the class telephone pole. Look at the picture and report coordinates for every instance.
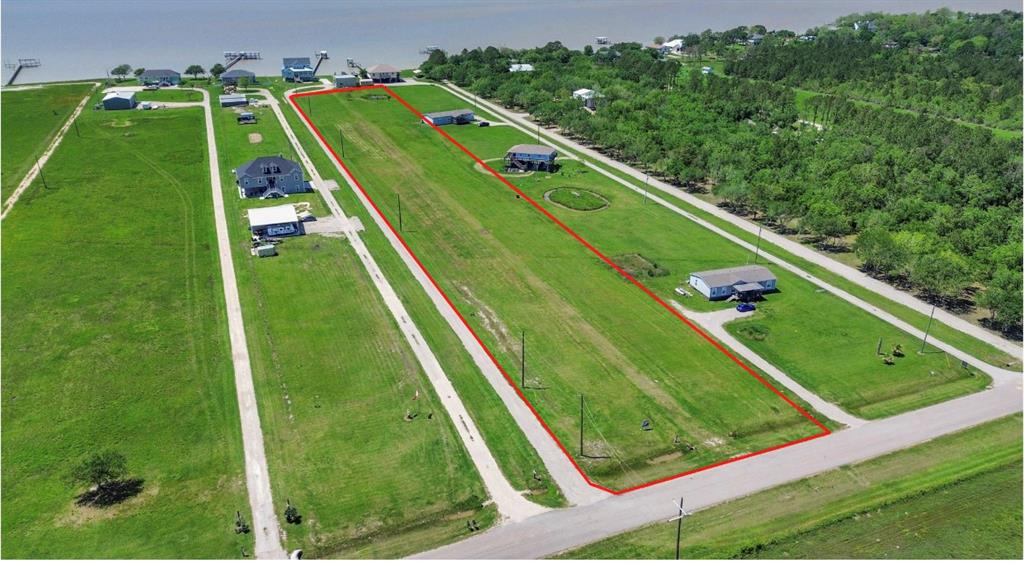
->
[397,194,403,231]
[520,329,526,389]
[752,225,763,264]
[668,497,692,560]
[338,128,345,158]
[36,157,48,189]
[920,304,937,353]
[578,394,585,457]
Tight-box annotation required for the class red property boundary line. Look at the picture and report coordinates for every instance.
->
[289,85,831,495]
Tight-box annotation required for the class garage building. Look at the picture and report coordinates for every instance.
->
[424,109,474,126]
[248,204,302,237]
[102,91,137,110]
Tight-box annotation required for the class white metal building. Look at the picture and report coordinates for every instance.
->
[248,204,302,237]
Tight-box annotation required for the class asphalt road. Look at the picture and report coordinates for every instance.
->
[415,372,1022,559]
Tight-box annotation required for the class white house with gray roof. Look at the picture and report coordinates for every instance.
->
[367,64,400,83]
[688,265,777,300]
[234,156,307,198]
[138,69,181,85]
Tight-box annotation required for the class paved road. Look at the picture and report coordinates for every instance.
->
[441,82,1022,361]
[416,371,1022,559]
[284,85,607,507]
[2,82,98,220]
[439,82,1019,387]
[265,86,549,522]
[191,88,286,559]
[675,305,866,428]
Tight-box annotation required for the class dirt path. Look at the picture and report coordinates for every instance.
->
[1,82,98,220]
[440,81,1021,362]
[264,86,553,522]
[191,88,286,559]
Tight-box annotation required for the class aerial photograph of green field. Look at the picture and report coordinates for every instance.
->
[2,0,1020,560]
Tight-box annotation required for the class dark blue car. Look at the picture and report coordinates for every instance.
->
[736,302,756,312]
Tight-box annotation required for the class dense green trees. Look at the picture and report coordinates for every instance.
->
[420,12,1022,333]
[728,10,1022,128]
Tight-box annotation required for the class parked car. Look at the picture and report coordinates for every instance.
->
[142,84,160,91]
[477,121,490,127]
[736,302,756,312]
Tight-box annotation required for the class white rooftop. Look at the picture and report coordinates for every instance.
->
[103,91,135,101]
[248,204,298,228]
[509,63,534,72]
[573,88,595,98]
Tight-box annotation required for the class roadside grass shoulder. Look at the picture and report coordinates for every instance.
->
[303,87,825,490]
[1,82,94,201]
[1,105,250,557]
[398,85,990,419]
[556,413,1023,559]
[135,89,203,103]
[271,84,568,507]
[207,96,492,557]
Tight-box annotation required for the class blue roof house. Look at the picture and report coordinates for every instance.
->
[282,57,315,82]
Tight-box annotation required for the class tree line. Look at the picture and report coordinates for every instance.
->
[420,27,1021,334]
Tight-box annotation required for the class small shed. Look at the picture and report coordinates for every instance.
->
[254,244,277,257]
[505,144,558,172]
[358,77,374,86]
[688,265,777,301]
[102,91,137,110]
[334,73,358,88]
[572,88,598,109]
[248,204,302,237]
[424,109,474,126]
[221,69,257,86]
[220,94,248,107]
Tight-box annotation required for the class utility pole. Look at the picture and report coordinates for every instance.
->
[338,128,345,158]
[73,117,80,138]
[920,304,937,353]
[643,173,649,205]
[36,157,48,189]
[397,193,403,231]
[668,497,692,560]
[306,96,312,116]
[520,329,526,389]
[753,225,763,263]
[578,394,585,457]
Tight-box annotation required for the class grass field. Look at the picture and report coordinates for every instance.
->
[390,86,989,421]
[299,86,827,490]
[208,96,496,558]
[265,77,569,508]
[1,98,251,557]
[1,82,94,201]
[558,414,1022,559]
[134,88,204,103]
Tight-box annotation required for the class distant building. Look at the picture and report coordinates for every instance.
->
[138,69,181,85]
[358,77,374,86]
[701,66,713,75]
[505,144,558,172]
[747,33,764,45]
[882,40,900,49]
[238,112,257,124]
[424,108,475,126]
[102,91,137,110]
[333,73,359,88]
[221,69,256,86]
[798,35,816,42]
[235,156,306,198]
[688,265,777,301]
[282,57,315,82]
[572,88,598,109]
[367,64,400,83]
[248,204,302,237]
[662,38,685,52]
[509,63,534,72]
[219,94,248,107]
[853,20,878,32]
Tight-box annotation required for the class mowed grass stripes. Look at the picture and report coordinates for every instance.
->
[301,88,824,490]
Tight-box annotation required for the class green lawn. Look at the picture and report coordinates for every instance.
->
[134,88,203,103]
[1,99,251,557]
[558,414,1022,559]
[301,87,825,491]
[208,96,493,558]
[1,82,94,201]
[268,81,568,508]
[393,86,989,420]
